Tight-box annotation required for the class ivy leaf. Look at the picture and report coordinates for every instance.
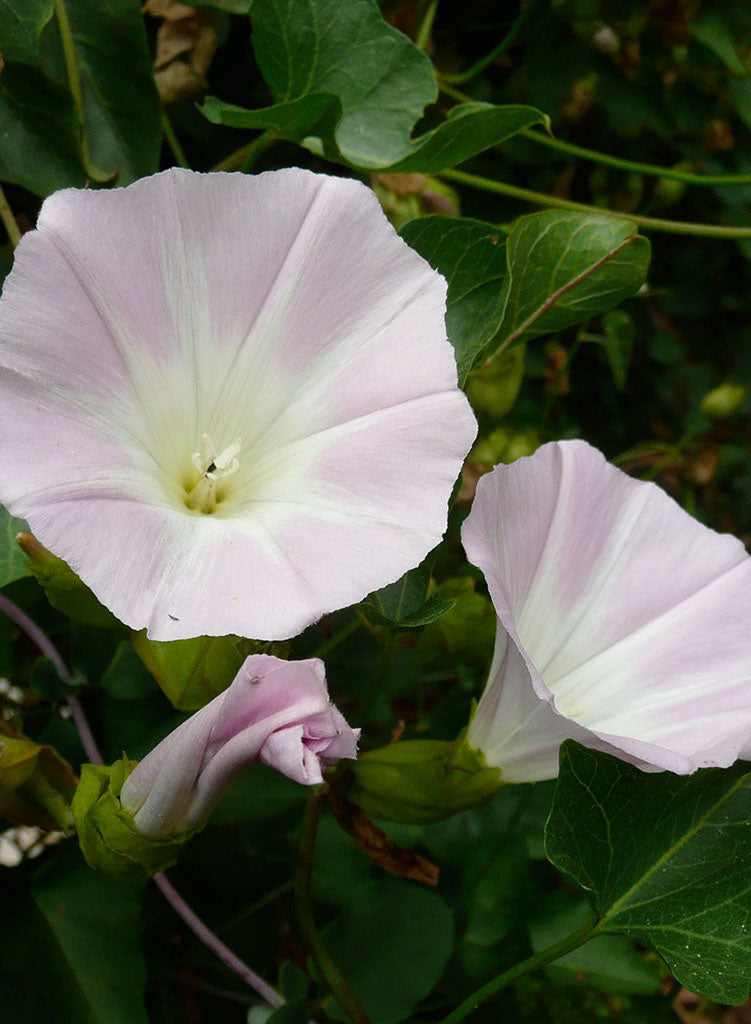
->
[400,216,508,383]
[546,741,751,1004]
[491,211,650,356]
[0,504,30,588]
[201,0,545,172]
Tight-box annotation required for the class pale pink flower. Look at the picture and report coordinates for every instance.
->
[0,168,475,641]
[120,654,358,839]
[463,440,751,781]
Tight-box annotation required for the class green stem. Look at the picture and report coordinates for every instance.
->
[0,185,21,248]
[442,0,546,84]
[240,131,277,172]
[438,920,598,1024]
[415,0,439,52]
[295,788,371,1024]
[440,167,751,238]
[54,0,109,182]
[19,774,75,835]
[520,129,751,186]
[162,111,189,169]
[312,616,363,659]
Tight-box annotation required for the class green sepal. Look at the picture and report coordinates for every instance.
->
[350,732,502,824]
[18,532,121,629]
[131,632,287,711]
[72,759,198,876]
[0,720,78,832]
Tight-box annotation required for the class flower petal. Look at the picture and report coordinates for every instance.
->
[464,440,751,776]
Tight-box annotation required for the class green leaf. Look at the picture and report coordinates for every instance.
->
[0,0,53,63]
[0,503,30,587]
[3,845,149,1023]
[599,308,635,391]
[361,553,455,631]
[201,0,545,172]
[323,879,454,1022]
[529,895,663,995]
[491,211,650,356]
[0,0,160,195]
[400,216,508,383]
[56,0,162,184]
[131,631,249,710]
[545,742,751,1004]
[201,92,341,145]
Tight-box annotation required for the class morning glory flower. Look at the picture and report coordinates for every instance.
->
[120,654,358,839]
[462,440,751,782]
[0,168,476,641]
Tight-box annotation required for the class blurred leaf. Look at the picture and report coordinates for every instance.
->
[463,837,532,947]
[202,0,545,171]
[600,308,635,391]
[529,895,663,995]
[361,553,454,630]
[101,641,160,700]
[3,845,148,1023]
[265,1005,310,1024]
[323,879,453,1022]
[492,212,650,355]
[211,761,306,824]
[279,961,310,1002]
[692,11,747,75]
[400,216,508,383]
[0,504,30,587]
[546,742,751,1004]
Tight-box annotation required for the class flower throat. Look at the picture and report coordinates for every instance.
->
[185,434,242,514]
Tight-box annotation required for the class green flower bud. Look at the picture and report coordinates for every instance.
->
[349,732,502,824]
[0,720,77,832]
[466,344,526,420]
[699,382,747,419]
[72,759,199,876]
[17,532,121,629]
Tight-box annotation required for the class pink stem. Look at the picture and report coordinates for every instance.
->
[0,591,284,1011]
[153,873,284,1008]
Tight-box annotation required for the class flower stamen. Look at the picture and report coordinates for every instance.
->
[186,434,242,513]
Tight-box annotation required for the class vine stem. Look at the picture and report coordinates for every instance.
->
[295,787,371,1024]
[162,112,190,169]
[442,0,546,84]
[439,167,751,238]
[437,920,598,1024]
[415,0,439,52]
[520,129,751,187]
[0,185,22,248]
[439,78,751,188]
[0,592,284,1011]
[311,616,362,659]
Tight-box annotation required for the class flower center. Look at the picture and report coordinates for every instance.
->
[185,434,242,514]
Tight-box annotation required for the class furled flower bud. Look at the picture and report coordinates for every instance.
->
[119,654,359,840]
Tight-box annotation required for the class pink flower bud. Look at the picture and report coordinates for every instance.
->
[119,654,359,839]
